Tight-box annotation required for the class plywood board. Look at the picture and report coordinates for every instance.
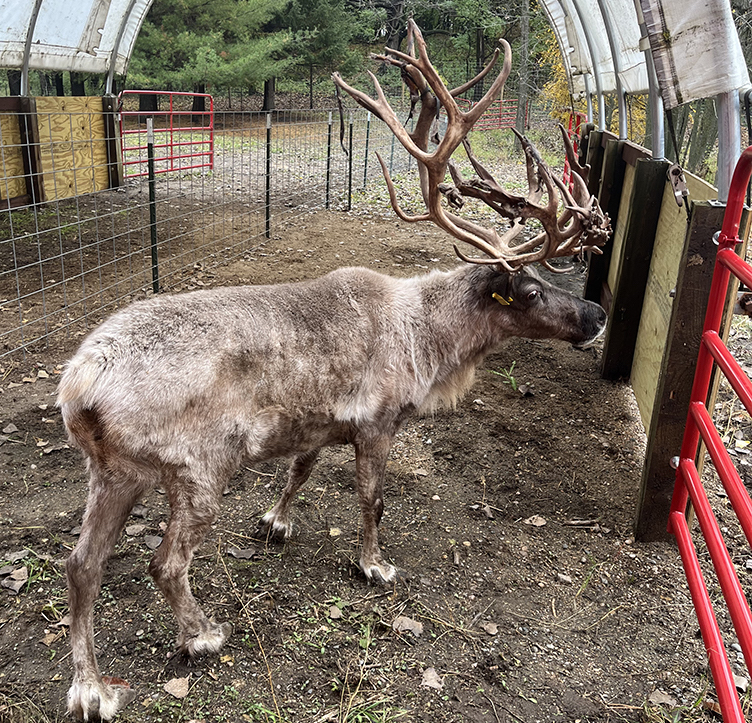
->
[0,112,26,201]
[607,162,636,293]
[601,158,670,380]
[35,96,109,201]
[632,172,718,426]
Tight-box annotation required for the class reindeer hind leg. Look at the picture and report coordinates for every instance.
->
[66,462,152,721]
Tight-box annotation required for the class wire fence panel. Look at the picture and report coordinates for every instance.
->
[0,105,418,359]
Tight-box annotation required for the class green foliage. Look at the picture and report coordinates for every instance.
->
[128,0,292,90]
[490,361,518,391]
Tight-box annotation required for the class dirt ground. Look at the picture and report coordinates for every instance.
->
[0,204,739,723]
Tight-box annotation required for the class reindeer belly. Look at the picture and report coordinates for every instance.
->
[242,407,353,461]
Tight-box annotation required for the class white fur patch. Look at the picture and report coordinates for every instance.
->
[68,680,136,721]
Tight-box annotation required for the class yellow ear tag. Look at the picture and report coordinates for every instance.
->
[492,293,513,306]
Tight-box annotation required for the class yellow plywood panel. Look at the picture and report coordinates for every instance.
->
[35,96,109,201]
[0,113,27,201]
[631,172,718,426]
[607,163,636,293]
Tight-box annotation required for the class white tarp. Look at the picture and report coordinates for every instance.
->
[0,0,153,76]
[639,0,749,109]
[539,0,649,97]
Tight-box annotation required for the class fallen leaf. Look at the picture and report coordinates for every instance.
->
[0,565,13,576]
[702,699,722,715]
[483,504,495,520]
[144,535,162,550]
[421,667,443,690]
[481,622,498,635]
[523,515,547,527]
[328,605,343,620]
[392,615,423,637]
[227,546,257,559]
[735,674,749,693]
[10,567,28,582]
[125,524,146,537]
[36,439,49,447]
[1,579,25,593]
[43,443,68,454]
[37,370,49,379]
[164,677,189,699]
[2,423,18,434]
[648,689,677,707]
[41,631,61,647]
[413,468,429,477]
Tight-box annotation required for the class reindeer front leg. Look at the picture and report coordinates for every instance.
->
[354,434,396,583]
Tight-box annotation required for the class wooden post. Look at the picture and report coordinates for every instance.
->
[600,157,670,380]
[18,97,44,204]
[635,203,749,541]
[102,96,123,189]
[584,129,604,197]
[584,137,628,307]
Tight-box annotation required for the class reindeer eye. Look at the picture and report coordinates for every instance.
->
[527,289,540,302]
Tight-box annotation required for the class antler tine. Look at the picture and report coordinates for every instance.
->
[450,48,501,98]
[332,70,432,165]
[334,21,610,272]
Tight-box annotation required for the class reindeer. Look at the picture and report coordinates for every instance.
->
[60,20,610,721]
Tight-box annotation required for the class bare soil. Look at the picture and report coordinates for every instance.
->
[0,206,729,723]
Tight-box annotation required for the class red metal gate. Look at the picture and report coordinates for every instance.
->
[118,90,214,179]
[455,97,522,130]
[670,145,752,722]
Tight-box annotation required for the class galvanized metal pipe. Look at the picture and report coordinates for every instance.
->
[716,90,742,203]
[569,0,606,131]
[595,0,627,138]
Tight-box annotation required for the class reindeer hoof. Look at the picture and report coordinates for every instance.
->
[180,620,233,657]
[360,559,398,585]
[256,512,291,542]
[68,678,136,721]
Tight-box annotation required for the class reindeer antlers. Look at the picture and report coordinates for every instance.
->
[332,20,611,272]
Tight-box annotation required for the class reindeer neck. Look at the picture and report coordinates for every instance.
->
[416,264,505,366]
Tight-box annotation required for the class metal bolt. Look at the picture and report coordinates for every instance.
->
[670,456,680,470]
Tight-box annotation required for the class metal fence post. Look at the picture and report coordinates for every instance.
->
[146,117,159,294]
[363,111,371,190]
[326,111,332,210]
[265,112,271,239]
[347,113,353,211]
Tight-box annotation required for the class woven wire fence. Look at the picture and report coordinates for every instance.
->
[0,104,426,360]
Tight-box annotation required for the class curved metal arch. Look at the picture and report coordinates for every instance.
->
[20,0,43,96]
[106,0,141,95]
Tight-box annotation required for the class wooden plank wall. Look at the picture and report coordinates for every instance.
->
[631,172,718,425]
[34,96,110,201]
